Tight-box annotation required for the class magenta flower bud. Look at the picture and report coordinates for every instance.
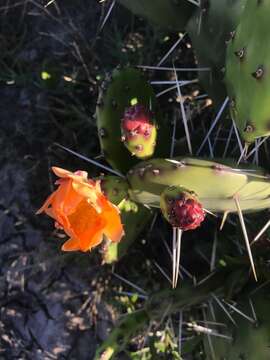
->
[121,104,153,139]
[121,104,157,159]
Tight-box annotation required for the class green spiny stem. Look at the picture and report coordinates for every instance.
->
[127,157,270,213]
[94,264,249,360]
[146,267,248,320]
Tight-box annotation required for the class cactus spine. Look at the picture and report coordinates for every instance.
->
[204,291,270,359]
[95,262,250,360]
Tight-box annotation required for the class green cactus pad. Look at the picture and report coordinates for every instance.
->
[116,0,196,31]
[187,0,246,107]
[226,0,270,142]
[100,175,129,205]
[127,157,270,213]
[96,67,169,173]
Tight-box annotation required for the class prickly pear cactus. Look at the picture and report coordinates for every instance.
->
[226,0,270,143]
[127,157,270,213]
[96,67,169,173]
[116,0,196,31]
[187,0,246,107]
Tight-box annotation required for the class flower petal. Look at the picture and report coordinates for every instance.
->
[52,167,74,178]
[67,200,106,251]
[38,166,124,253]
[62,231,104,252]
[61,237,81,251]
[53,167,90,184]
[36,192,56,214]
[74,170,88,179]
[80,230,103,252]
[72,181,97,199]
[102,201,124,243]
[57,180,84,215]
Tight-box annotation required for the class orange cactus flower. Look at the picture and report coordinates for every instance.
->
[37,167,124,252]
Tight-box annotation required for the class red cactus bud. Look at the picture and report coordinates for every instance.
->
[160,186,206,231]
[169,197,205,230]
[121,104,153,140]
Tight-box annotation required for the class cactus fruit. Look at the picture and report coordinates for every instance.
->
[187,0,246,107]
[127,157,270,213]
[116,0,196,31]
[96,68,169,173]
[226,0,270,143]
[121,103,157,159]
[160,186,205,230]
